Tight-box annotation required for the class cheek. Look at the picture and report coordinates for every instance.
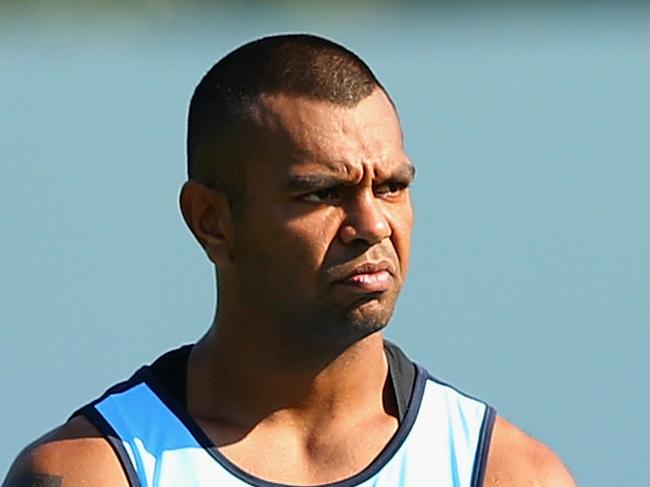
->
[284,213,340,263]
[247,201,340,272]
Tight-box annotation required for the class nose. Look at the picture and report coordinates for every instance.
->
[339,189,391,246]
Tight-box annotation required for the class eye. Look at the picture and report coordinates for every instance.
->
[375,181,408,197]
[302,187,342,204]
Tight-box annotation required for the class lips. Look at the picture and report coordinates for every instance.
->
[333,261,395,293]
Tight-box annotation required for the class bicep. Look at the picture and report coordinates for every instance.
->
[3,469,64,487]
[3,445,65,487]
[2,418,130,487]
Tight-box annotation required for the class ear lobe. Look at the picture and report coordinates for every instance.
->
[180,180,234,265]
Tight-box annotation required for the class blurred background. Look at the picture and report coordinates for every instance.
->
[1,1,648,485]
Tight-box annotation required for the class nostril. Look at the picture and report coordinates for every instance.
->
[339,216,390,246]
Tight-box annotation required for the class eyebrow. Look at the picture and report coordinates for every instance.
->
[390,163,416,182]
[281,173,347,193]
[282,162,416,193]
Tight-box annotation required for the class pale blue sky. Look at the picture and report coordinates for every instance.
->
[1,4,648,486]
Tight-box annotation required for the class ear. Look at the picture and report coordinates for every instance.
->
[180,180,234,266]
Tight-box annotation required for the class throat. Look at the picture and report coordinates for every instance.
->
[189,332,393,425]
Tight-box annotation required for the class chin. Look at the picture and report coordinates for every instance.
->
[342,298,394,338]
[349,310,392,333]
[281,292,398,352]
[350,290,397,318]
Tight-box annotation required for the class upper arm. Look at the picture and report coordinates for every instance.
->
[2,416,130,487]
[483,416,578,487]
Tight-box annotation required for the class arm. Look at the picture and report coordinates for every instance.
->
[3,416,129,487]
[484,416,578,487]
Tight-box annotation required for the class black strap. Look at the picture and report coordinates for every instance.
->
[149,344,192,408]
[384,340,417,422]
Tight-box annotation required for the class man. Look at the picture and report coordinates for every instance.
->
[3,34,577,487]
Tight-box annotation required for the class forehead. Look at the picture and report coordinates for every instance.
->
[251,89,407,179]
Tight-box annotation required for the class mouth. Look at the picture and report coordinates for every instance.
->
[333,261,395,293]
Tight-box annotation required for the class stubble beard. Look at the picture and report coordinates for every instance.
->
[229,263,402,369]
[271,287,400,365]
[232,234,402,365]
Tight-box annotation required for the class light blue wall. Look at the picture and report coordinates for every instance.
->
[1,4,648,486]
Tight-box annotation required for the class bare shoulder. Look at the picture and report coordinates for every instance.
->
[2,415,129,487]
[484,415,577,487]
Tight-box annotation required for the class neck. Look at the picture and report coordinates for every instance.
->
[187,318,392,431]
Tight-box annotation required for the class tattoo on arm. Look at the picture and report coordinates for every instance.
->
[8,474,63,487]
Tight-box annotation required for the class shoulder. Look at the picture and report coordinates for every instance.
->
[484,415,577,487]
[2,415,129,487]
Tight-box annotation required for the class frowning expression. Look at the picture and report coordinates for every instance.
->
[231,88,414,346]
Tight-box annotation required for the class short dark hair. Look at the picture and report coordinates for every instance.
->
[186,34,388,214]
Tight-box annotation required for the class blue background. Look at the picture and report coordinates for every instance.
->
[1,3,648,486]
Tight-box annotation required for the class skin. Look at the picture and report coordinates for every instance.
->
[3,88,577,487]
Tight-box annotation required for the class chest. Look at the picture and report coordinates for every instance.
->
[197,414,399,485]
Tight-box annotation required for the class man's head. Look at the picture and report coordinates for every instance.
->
[181,34,414,354]
[186,34,389,215]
